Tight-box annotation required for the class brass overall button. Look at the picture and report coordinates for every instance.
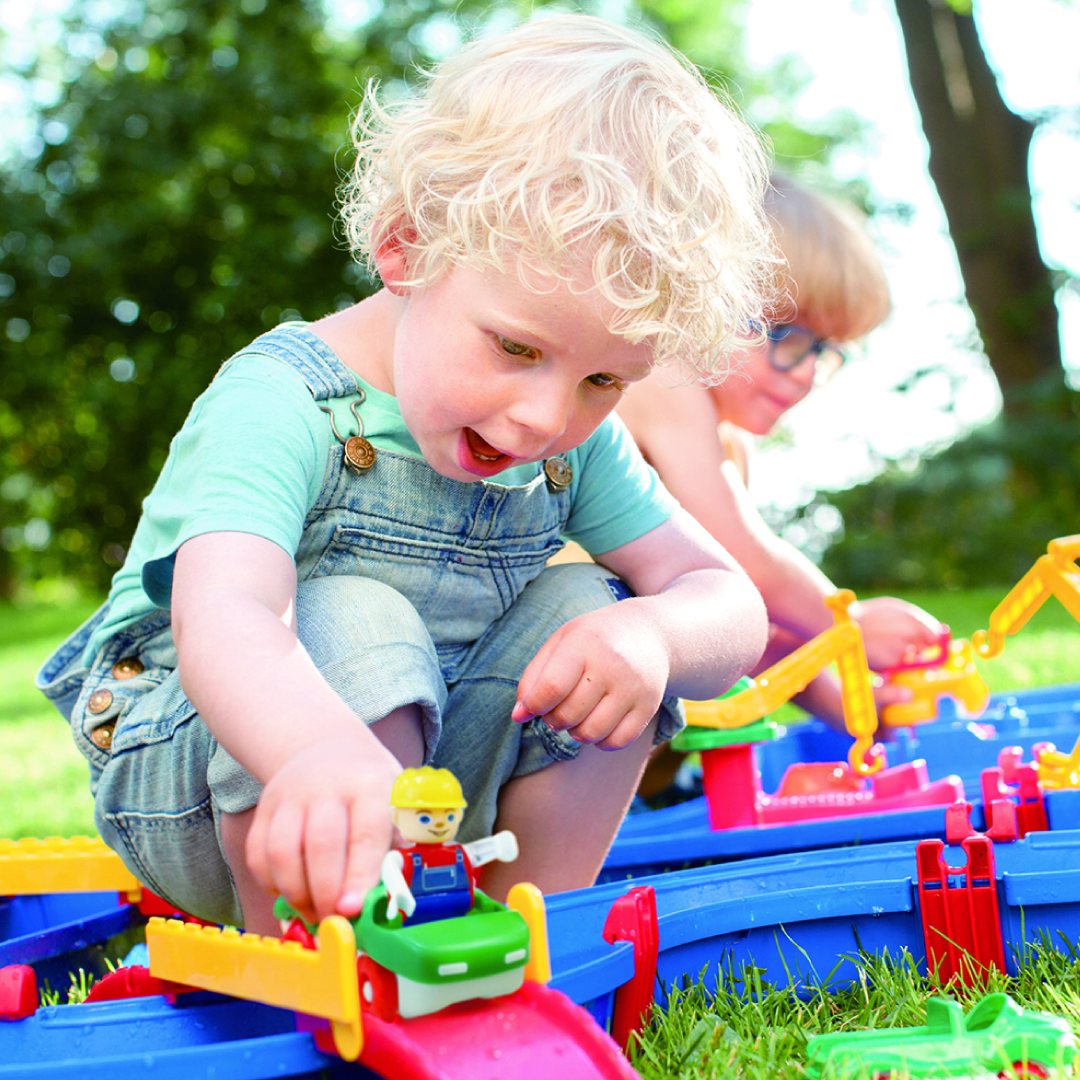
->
[111,657,144,680]
[343,435,376,472]
[87,689,114,714]
[544,457,573,492]
[90,720,117,750]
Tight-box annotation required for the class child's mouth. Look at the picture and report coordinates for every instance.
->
[459,428,512,475]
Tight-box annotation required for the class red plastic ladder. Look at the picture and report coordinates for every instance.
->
[915,835,1006,987]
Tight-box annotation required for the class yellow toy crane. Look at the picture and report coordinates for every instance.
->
[972,534,1080,659]
[684,590,883,776]
[878,636,989,728]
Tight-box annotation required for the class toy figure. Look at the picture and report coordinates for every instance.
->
[382,767,518,924]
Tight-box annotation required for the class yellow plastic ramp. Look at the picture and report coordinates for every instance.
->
[684,590,882,776]
[146,915,363,1061]
[0,836,142,899]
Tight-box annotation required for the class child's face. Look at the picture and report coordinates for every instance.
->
[394,805,463,845]
[709,336,819,436]
[380,260,654,481]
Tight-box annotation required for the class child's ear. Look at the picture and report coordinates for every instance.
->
[373,217,417,296]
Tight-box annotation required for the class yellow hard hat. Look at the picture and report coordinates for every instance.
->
[390,767,467,809]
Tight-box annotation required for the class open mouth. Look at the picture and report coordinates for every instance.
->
[459,428,513,475]
[466,429,503,461]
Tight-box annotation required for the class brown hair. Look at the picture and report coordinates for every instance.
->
[764,172,891,343]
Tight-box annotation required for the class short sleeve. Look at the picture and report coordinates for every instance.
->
[137,355,328,606]
[564,413,679,555]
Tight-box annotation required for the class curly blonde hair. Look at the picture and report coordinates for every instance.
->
[339,14,778,381]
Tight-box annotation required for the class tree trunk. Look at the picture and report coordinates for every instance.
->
[890,0,1061,412]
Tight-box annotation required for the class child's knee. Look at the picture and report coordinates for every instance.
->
[296,576,435,664]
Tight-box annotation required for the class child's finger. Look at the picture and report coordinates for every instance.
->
[565,691,656,750]
[259,803,314,916]
[301,800,350,920]
[590,702,657,751]
[515,629,584,720]
[337,802,394,918]
[539,673,607,733]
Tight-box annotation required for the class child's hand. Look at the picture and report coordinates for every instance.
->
[849,596,946,673]
[244,732,401,925]
[511,603,669,750]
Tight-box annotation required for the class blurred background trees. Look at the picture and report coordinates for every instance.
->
[817,0,1079,591]
[1,0,1075,600]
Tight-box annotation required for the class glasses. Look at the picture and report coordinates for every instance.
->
[765,324,846,385]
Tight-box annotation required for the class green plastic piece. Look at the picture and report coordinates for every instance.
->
[672,718,782,752]
[804,994,1077,1079]
[672,675,780,752]
[355,884,529,986]
[275,885,530,988]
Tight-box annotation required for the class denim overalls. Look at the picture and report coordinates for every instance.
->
[36,327,683,925]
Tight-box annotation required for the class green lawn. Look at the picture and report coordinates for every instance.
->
[2,585,1077,840]
[1,591,102,838]
[631,946,1080,1080]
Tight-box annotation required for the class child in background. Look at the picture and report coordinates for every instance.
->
[619,172,944,752]
[37,16,773,932]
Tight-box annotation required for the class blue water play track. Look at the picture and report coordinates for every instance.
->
[552,822,1080,1029]
[603,683,1080,880]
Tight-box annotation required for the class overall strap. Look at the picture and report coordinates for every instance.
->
[239,323,359,401]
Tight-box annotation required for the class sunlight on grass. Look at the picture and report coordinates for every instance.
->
[631,944,1080,1080]
[1,593,102,838]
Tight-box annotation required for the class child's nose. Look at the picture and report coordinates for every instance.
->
[509,388,571,445]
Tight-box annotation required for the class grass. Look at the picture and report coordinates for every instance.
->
[1,587,103,838]
[631,942,1080,1079]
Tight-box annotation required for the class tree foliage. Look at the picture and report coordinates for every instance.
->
[802,0,1076,590]
[3,0,636,596]
[1,0,379,595]
[810,376,1080,590]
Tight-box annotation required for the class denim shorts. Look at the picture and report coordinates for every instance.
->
[37,563,684,926]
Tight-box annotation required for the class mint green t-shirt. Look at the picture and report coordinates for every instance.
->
[85,330,678,662]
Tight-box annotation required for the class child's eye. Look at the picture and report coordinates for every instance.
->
[585,372,627,392]
[497,336,540,359]
[418,814,431,825]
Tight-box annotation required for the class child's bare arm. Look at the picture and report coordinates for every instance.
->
[620,383,943,666]
[511,509,768,749]
[172,532,402,923]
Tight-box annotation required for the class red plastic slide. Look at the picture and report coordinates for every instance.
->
[356,980,641,1080]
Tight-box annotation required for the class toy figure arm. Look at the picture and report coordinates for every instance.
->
[462,830,519,868]
[380,849,416,921]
